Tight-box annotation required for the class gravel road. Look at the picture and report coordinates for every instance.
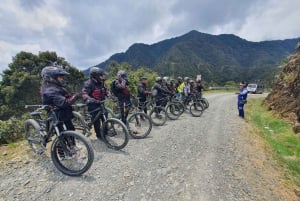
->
[0,93,298,201]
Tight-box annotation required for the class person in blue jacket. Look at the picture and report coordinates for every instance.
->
[236,82,248,118]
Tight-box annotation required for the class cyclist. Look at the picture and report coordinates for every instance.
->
[113,70,132,124]
[162,76,174,93]
[137,76,150,114]
[175,76,184,98]
[151,77,172,110]
[195,80,204,99]
[82,67,109,140]
[40,66,80,154]
[182,77,191,105]
[41,66,79,132]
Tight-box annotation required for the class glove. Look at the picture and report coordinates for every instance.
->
[67,93,80,104]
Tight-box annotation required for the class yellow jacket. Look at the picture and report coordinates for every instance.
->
[177,82,185,93]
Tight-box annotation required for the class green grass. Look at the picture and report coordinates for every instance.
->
[247,98,300,186]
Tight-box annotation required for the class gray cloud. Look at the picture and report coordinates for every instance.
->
[0,0,299,73]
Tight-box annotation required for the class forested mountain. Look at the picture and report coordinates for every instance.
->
[94,30,299,84]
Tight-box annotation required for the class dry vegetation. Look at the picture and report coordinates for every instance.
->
[264,48,300,133]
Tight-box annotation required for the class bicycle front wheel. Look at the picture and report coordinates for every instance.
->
[165,103,184,120]
[102,118,129,150]
[189,101,204,117]
[128,112,152,139]
[149,106,167,126]
[51,131,94,176]
[24,119,46,155]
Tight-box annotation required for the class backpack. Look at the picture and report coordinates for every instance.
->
[110,80,120,97]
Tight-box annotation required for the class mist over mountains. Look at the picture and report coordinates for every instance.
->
[92,30,299,84]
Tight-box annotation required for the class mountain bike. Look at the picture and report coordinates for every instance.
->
[72,100,129,150]
[109,96,167,127]
[179,94,205,117]
[161,94,185,120]
[104,96,153,139]
[24,105,94,176]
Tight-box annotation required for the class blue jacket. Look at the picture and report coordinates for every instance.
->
[238,88,248,104]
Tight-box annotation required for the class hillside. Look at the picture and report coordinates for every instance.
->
[263,47,300,132]
[93,30,299,84]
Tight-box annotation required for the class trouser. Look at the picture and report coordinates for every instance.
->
[118,97,132,124]
[238,103,245,118]
[89,107,108,137]
[138,100,147,114]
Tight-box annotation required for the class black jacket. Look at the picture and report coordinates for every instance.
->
[41,83,74,121]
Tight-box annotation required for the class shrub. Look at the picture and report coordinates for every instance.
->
[0,117,25,145]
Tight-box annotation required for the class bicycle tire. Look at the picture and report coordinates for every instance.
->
[165,103,183,120]
[201,98,209,109]
[102,118,129,150]
[51,131,94,176]
[149,106,167,126]
[72,111,91,137]
[189,101,204,117]
[128,112,152,139]
[24,119,46,155]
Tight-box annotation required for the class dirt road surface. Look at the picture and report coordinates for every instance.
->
[0,93,298,201]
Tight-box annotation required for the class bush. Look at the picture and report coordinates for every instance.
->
[0,117,25,145]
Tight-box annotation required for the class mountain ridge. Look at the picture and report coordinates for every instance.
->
[90,30,299,84]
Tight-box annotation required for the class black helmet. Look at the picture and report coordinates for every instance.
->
[117,70,127,79]
[41,66,69,87]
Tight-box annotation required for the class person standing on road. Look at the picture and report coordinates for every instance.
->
[137,76,150,114]
[82,67,109,140]
[113,70,132,124]
[236,82,248,118]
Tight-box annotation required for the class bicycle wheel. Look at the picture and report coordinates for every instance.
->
[51,131,94,176]
[24,119,46,155]
[189,101,204,117]
[149,106,167,126]
[102,118,129,150]
[165,103,183,120]
[72,111,91,137]
[128,112,152,139]
[201,98,209,109]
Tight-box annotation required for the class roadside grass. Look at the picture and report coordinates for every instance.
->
[247,98,300,186]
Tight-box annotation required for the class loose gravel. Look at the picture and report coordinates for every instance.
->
[0,93,298,201]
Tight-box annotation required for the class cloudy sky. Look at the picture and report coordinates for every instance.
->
[0,0,299,73]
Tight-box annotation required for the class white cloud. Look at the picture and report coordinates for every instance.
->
[237,0,300,41]
[0,0,299,73]
[0,40,40,71]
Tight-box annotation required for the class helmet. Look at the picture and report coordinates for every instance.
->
[177,76,182,81]
[189,79,194,84]
[117,70,127,79]
[184,77,190,81]
[155,76,162,83]
[162,76,169,82]
[90,67,105,77]
[90,67,106,82]
[41,66,69,87]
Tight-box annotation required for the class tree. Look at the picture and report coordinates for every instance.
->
[0,51,85,120]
